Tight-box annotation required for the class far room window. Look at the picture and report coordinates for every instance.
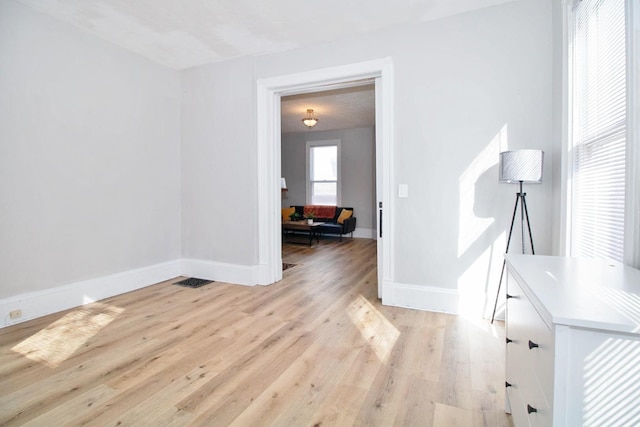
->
[568,0,627,262]
[306,140,341,206]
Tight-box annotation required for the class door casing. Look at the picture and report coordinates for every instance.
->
[256,58,394,299]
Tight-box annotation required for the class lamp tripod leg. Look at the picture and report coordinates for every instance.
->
[521,194,535,255]
[521,194,526,254]
[491,260,507,324]
[490,193,521,324]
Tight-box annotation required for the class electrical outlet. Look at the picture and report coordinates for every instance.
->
[9,309,22,320]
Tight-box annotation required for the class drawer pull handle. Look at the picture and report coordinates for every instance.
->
[528,340,539,350]
[527,404,537,414]
[506,337,513,344]
[506,294,514,299]
[505,381,512,388]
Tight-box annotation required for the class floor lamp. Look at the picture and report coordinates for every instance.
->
[490,150,544,323]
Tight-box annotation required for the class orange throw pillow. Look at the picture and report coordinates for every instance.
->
[337,209,353,224]
[282,207,295,222]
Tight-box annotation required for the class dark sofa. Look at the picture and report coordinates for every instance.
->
[291,205,356,241]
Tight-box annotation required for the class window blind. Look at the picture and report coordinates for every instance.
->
[570,0,627,262]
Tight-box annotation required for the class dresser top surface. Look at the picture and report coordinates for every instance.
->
[505,255,640,333]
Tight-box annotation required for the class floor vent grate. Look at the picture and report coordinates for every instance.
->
[174,278,213,288]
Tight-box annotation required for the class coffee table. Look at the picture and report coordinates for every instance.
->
[282,221,324,246]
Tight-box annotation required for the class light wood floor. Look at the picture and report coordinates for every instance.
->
[0,238,512,426]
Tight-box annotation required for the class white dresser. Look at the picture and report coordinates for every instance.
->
[504,255,640,426]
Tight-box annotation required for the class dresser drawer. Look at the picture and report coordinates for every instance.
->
[532,325,554,407]
[508,343,553,424]
[506,385,531,427]
[507,380,552,427]
[506,273,554,425]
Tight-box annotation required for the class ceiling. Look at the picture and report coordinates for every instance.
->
[18,0,516,70]
[17,0,516,132]
[281,84,375,134]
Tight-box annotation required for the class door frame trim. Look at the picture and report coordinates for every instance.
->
[256,58,394,292]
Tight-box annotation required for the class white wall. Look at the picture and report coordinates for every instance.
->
[281,127,376,233]
[181,0,553,315]
[180,56,257,265]
[0,0,553,321]
[0,1,181,300]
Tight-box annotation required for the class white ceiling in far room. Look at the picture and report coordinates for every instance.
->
[281,85,375,134]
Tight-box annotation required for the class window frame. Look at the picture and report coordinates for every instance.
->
[562,0,640,267]
[305,139,341,206]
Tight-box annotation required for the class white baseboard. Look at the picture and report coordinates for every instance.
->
[381,281,460,314]
[353,228,376,239]
[0,258,262,329]
[181,259,258,286]
[1,261,468,329]
[0,260,181,328]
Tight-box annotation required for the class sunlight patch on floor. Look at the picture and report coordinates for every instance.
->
[12,302,124,368]
[347,294,399,364]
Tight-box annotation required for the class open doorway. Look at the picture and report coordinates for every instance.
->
[256,58,393,301]
[280,84,376,248]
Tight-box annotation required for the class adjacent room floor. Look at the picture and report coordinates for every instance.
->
[0,238,512,426]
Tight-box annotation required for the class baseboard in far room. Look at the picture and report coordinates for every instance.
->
[0,260,181,329]
[352,228,376,239]
[381,281,460,314]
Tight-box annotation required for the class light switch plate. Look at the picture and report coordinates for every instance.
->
[399,184,409,198]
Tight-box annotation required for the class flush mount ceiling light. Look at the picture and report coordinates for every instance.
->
[302,109,318,128]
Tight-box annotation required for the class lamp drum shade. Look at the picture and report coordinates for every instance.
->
[499,150,544,183]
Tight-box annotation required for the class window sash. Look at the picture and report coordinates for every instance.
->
[306,140,340,206]
[310,181,337,205]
